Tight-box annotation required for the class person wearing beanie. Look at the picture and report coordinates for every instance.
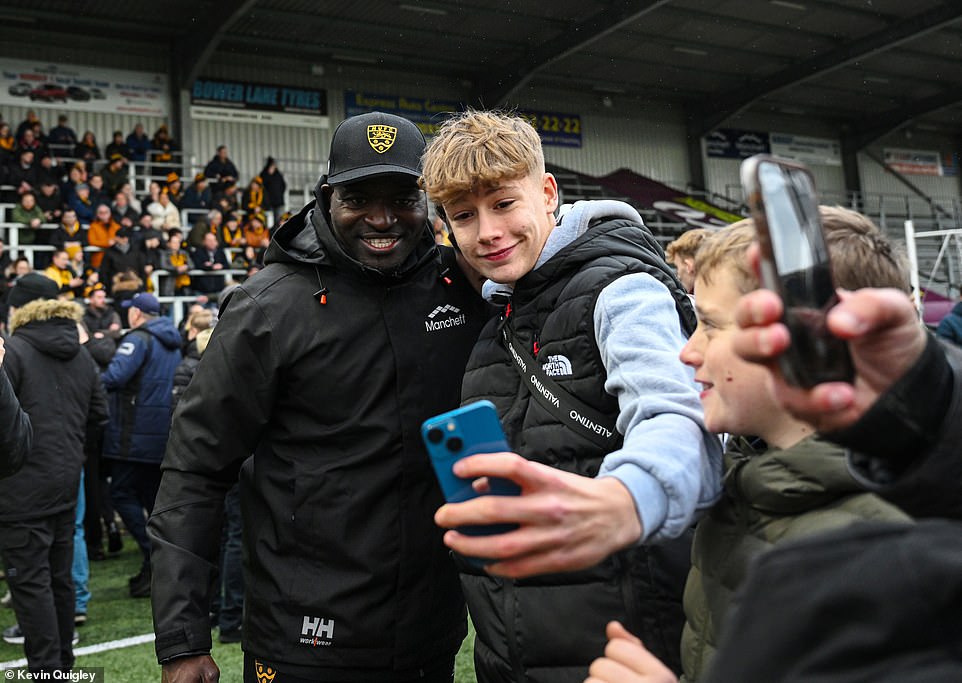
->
[68,182,95,225]
[165,172,184,207]
[241,175,265,217]
[150,112,490,682]
[0,283,107,673]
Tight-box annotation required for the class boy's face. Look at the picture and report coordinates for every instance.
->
[442,171,558,286]
[680,266,781,437]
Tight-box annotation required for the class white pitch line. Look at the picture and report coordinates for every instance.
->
[0,632,155,670]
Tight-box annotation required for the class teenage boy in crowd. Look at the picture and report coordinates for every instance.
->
[586,207,916,683]
[422,110,720,681]
[148,112,489,683]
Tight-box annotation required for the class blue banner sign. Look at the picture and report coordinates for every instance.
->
[344,92,582,147]
[192,78,327,116]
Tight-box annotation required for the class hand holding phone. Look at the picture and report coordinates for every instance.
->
[740,154,854,387]
[421,400,521,538]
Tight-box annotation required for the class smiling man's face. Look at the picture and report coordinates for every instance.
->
[325,174,426,272]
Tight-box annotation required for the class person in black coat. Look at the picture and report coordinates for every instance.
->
[0,338,31,480]
[259,157,287,225]
[203,146,239,195]
[189,231,230,295]
[0,275,107,673]
[99,228,146,295]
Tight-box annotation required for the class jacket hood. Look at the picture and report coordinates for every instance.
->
[728,436,863,514]
[140,316,183,350]
[10,299,84,360]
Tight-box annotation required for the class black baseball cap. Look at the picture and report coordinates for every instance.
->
[326,112,425,186]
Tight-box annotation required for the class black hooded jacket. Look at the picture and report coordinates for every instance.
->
[0,299,107,521]
[149,198,491,676]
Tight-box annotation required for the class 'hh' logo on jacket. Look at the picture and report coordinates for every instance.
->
[299,615,335,647]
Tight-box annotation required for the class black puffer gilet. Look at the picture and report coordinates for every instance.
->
[460,218,695,682]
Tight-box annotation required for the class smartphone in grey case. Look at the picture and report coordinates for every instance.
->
[740,154,854,387]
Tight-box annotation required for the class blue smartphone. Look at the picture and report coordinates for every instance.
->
[421,400,521,538]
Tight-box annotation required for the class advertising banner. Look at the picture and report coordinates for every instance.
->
[0,58,169,116]
[598,169,743,230]
[770,132,841,166]
[191,78,329,128]
[884,148,943,176]
[344,92,458,137]
[344,92,583,147]
[704,128,770,159]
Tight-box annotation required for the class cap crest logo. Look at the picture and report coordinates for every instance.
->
[367,124,397,154]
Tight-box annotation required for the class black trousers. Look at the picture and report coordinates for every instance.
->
[243,654,456,683]
[82,424,115,551]
[0,510,75,672]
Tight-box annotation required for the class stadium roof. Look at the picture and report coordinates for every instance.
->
[3,0,961,146]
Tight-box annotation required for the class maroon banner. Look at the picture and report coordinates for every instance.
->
[597,170,743,230]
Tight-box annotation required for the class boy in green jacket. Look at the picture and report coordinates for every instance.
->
[586,207,914,683]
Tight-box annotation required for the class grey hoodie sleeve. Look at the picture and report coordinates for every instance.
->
[594,272,723,543]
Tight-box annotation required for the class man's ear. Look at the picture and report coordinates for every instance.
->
[314,178,333,206]
[683,257,696,276]
[543,173,559,214]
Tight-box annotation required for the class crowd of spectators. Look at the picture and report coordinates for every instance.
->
[0,109,288,323]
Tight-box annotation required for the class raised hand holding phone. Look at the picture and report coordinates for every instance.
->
[740,154,854,387]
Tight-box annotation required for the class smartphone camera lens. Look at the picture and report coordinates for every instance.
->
[446,437,463,453]
[426,427,444,444]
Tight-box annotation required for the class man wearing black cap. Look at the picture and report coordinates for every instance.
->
[0,274,106,673]
[149,112,490,682]
[101,292,181,598]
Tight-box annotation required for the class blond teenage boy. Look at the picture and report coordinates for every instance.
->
[423,110,721,681]
[587,207,914,683]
